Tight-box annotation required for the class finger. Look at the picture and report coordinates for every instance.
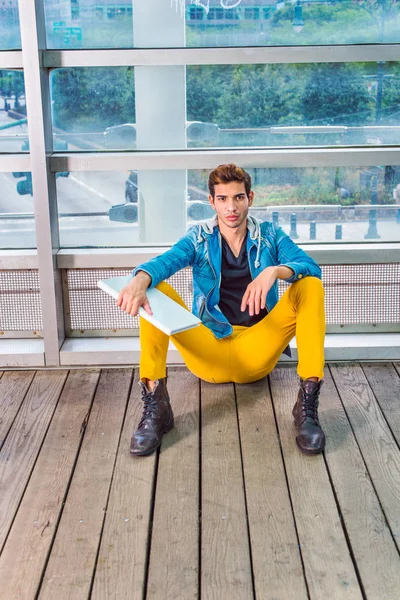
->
[129,301,140,316]
[247,290,256,316]
[260,292,267,310]
[254,289,262,315]
[142,297,153,315]
[241,288,250,312]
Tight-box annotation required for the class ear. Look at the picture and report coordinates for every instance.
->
[248,191,254,206]
[209,194,215,209]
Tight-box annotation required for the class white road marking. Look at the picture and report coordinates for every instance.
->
[69,175,112,201]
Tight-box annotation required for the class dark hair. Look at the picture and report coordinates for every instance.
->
[208,164,252,198]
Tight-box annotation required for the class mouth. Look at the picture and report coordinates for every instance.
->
[226,215,239,221]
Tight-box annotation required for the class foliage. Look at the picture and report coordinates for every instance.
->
[51,67,135,132]
[301,64,372,125]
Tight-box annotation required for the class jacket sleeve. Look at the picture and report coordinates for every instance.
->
[273,225,321,283]
[132,230,196,288]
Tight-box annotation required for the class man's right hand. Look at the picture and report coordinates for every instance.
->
[117,272,153,316]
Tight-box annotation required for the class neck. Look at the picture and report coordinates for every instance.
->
[217,217,248,245]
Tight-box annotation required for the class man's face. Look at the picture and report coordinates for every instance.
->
[209,181,254,230]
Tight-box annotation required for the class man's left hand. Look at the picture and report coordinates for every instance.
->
[241,265,294,316]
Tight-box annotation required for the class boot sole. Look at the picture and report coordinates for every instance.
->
[130,421,174,457]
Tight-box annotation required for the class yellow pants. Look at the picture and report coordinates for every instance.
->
[140,276,325,384]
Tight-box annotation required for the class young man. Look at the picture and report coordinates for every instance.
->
[118,164,326,457]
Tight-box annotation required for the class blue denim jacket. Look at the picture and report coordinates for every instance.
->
[133,215,321,341]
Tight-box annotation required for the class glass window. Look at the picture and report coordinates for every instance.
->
[50,63,400,151]
[56,167,400,248]
[187,0,400,47]
[0,1,21,49]
[0,70,28,152]
[0,172,36,249]
[43,0,400,49]
[189,7,205,21]
[44,0,134,49]
[187,62,400,148]
[50,67,135,151]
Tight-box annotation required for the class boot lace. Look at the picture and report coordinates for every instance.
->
[138,392,159,428]
[300,389,320,425]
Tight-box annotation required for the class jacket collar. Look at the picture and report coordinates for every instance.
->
[197,215,262,268]
[198,214,261,240]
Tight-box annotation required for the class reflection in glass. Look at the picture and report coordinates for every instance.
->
[56,167,400,248]
[0,172,36,249]
[186,0,400,47]
[50,67,135,151]
[44,0,133,49]
[0,1,21,50]
[0,71,28,152]
[50,63,400,150]
[187,61,400,147]
[44,0,400,49]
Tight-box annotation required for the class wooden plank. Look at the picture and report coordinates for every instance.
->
[0,370,68,551]
[91,370,157,600]
[146,368,199,600]
[236,378,307,600]
[0,369,100,600]
[39,368,132,600]
[269,367,362,600]
[0,370,35,449]
[201,381,253,600]
[362,363,400,447]
[322,367,400,599]
[330,363,400,553]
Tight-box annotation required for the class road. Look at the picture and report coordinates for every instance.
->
[2,166,400,249]
[2,111,400,248]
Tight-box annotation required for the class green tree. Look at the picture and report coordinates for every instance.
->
[51,67,135,132]
[301,64,372,125]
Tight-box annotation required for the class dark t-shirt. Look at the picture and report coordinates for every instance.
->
[219,233,268,327]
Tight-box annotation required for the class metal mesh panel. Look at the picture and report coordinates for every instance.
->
[278,264,400,325]
[0,270,43,332]
[66,264,400,334]
[66,268,193,332]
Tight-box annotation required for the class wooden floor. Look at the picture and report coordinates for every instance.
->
[1,364,400,600]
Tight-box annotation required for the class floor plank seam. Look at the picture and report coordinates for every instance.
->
[33,369,101,598]
[322,450,368,600]
[328,364,400,559]
[0,372,35,452]
[87,368,135,599]
[0,371,70,558]
[266,374,312,600]
[197,377,202,600]
[360,363,400,454]
[142,443,161,600]
[233,382,256,600]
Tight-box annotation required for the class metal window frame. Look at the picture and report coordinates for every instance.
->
[0,155,31,172]
[0,51,23,69]
[55,244,400,269]
[43,45,400,68]
[18,0,65,366]
[3,5,400,367]
[50,147,400,172]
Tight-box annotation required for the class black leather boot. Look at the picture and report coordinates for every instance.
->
[130,377,174,456]
[292,379,325,455]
